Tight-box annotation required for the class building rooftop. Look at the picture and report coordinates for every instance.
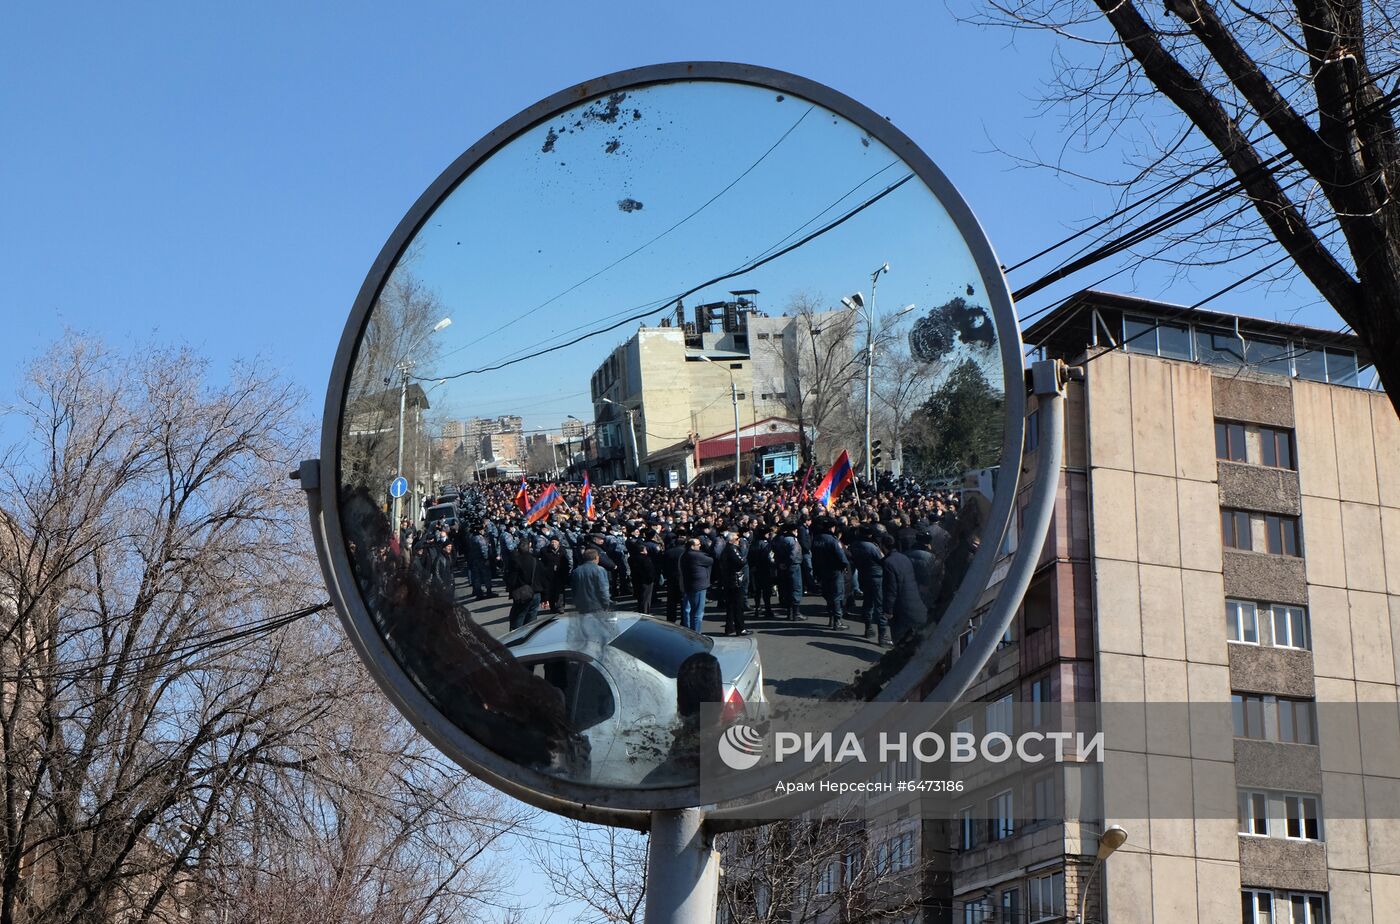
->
[1024,290,1376,388]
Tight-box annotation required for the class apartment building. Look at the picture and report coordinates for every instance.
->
[945,290,1394,923]
[585,300,849,484]
[719,291,1395,923]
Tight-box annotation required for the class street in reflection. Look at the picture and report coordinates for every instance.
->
[336,78,1010,789]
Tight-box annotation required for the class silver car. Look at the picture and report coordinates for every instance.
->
[500,612,765,785]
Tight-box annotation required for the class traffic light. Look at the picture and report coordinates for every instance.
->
[871,439,883,472]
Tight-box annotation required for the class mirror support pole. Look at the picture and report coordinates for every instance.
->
[645,808,718,924]
[923,359,1074,710]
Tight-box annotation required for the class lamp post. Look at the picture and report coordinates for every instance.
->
[599,398,640,482]
[699,355,742,483]
[842,274,915,483]
[1077,824,1128,924]
[394,316,451,525]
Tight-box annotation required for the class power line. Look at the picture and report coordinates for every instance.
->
[436,105,819,364]
[448,158,907,375]
[1003,60,1400,280]
[424,172,916,382]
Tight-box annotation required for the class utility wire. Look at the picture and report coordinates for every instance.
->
[425,173,916,382]
[1003,60,1400,278]
[478,158,907,370]
[436,105,819,363]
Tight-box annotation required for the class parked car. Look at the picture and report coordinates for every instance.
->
[499,612,765,785]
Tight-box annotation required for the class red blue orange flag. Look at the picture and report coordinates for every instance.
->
[525,483,563,525]
[811,450,853,506]
[513,478,531,514]
[582,473,596,520]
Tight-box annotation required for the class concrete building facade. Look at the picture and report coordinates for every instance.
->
[586,306,852,484]
[718,292,1394,923]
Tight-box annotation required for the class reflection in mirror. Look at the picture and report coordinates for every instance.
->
[338,79,1007,790]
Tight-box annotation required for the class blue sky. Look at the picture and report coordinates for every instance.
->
[0,3,1354,919]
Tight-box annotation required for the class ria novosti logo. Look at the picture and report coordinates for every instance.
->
[717,723,767,770]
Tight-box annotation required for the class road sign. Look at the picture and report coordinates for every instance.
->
[389,476,408,498]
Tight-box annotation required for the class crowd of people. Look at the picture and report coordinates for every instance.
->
[395,468,982,650]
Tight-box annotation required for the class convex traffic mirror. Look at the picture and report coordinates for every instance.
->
[321,64,1023,815]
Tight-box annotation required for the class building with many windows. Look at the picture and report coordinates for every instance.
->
[721,291,1394,923]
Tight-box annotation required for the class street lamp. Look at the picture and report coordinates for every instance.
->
[698,355,742,483]
[395,316,451,525]
[844,267,916,482]
[599,398,640,481]
[1077,824,1128,923]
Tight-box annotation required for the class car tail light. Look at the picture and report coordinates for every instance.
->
[721,686,746,723]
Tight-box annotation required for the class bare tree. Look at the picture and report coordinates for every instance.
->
[972,0,1400,413]
[717,815,936,924]
[765,293,863,466]
[0,335,524,924]
[531,820,647,924]
[871,343,944,477]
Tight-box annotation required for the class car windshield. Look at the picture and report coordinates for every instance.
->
[608,619,712,678]
[425,505,454,522]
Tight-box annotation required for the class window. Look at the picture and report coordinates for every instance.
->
[986,695,1014,737]
[988,790,1014,841]
[878,830,915,872]
[1028,675,1052,727]
[1243,889,1275,924]
[1216,421,1248,462]
[817,860,838,895]
[1277,697,1317,744]
[1001,888,1021,923]
[1285,795,1321,840]
[1245,336,1293,376]
[1259,426,1295,469]
[1244,890,1329,923]
[756,332,770,340]
[1325,349,1358,385]
[1265,515,1302,556]
[963,897,991,924]
[1031,773,1059,826]
[1238,790,1270,835]
[1222,509,1253,550]
[1233,694,1317,744]
[842,846,863,884]
[1228,600,1260,644]
[1233,693,1267,738]
[1288,893,1328,923]
[1197,327,1246,365]
[1025,409,1040,453]
[958,807,977,851]
[1029,871,1064,922]
[1124,315,1157,354]
[735,391,747,400]
[1123,314,1191,358]
[955,714,975,737]
[1272,605,1310,649]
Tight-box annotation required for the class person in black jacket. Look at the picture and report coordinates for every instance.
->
[879,534,923,646]
[662,531,688,623]
[810,518,850,631]
[504,543,545,630]
[538,536,570,613]
[747,528,776,619]
[720,531,750,636]
[630,540,657,615]
[849,527,886,641]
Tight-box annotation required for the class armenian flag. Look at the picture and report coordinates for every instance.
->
[525,483,563,525]
[582,473,596,520]
[811,450,853,506]
[513,477,531,514]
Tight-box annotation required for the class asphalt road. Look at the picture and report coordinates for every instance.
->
[456,570,885,712]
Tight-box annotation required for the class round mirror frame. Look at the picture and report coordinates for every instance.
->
[319,62,1025,824]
